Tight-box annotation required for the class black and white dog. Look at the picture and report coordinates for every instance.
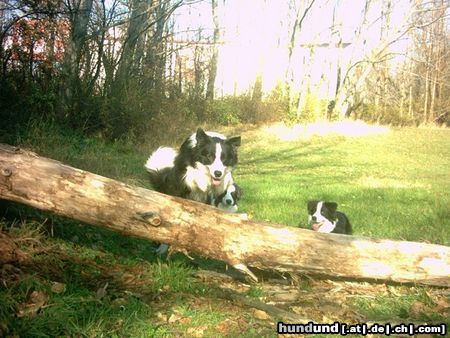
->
[307,201,352,235]
[145,128,241,254]
[212,183,242,213]
[145,128,241,204]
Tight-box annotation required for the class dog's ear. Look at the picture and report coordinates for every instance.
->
[324,202,338,214]
[307,200,318,214]
[227,136,241,148]
[196,128,209,144]
[234,183,242,200]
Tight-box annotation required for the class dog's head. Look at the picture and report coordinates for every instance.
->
[191,128,241,186]
[307,200,338,233]
[217,183,242,212]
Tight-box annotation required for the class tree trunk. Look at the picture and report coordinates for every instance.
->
[408,85,413,120]
[0,144,449,287]
[64,0,94,122]
[116,0,150,82]
[206,0,219,100]
[423,68,430,124]
[285,0,317,118]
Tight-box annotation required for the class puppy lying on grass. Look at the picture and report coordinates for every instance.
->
[306,200,352,235]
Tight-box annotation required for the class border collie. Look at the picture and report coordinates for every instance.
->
[145,128,240,255]
[307,201,352,235]
[212,183,242,213]
[145,128,241,204]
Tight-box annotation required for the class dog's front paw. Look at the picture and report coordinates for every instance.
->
[155,243,169,255]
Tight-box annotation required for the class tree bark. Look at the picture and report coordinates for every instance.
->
[0,143,449,287]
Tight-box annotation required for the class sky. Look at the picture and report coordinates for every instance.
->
[169,0,415,96]
[103,0,418,96]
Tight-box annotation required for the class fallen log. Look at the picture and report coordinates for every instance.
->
[0,143,449,287]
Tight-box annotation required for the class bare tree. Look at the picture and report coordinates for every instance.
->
[63,0,94,119]
[285,0,316,119]
[206,0,219,100]
[333,0,449,124]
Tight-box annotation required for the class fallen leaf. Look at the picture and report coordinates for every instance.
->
[17,290,48,318]
[96,283,108,300]
[156,312,168,322]
[168,313,183,323]
[178,316,192,324]
[253,309,270,320]
[187,325,208,337]
[434,298,450,313]
[321,315,333,323]
[409,301,427,317]
[50,281,66,294]
[216,319,235,334]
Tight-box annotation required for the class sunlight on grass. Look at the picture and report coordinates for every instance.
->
[238,126,450,245]
[357,176,426,189]
[264,120,389,141]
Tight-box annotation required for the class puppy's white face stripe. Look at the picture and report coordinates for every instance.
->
[312,201,328,223]
[222,189,234,205]
[310,201,337,233]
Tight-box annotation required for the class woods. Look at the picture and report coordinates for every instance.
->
[1,0,449,141]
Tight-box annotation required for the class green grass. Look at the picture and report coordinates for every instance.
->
[237,127,450,245]
[1,121,449,336]
[351,287,442,322]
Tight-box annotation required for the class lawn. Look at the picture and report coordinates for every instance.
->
[0,121,449,337]
[237,123,450,245]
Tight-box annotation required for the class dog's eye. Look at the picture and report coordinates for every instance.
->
[201,151,214,162]
[221,153,233,165]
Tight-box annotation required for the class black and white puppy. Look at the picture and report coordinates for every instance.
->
[212,183,242,213]
[307,201,352,235]
[145,128,241,204]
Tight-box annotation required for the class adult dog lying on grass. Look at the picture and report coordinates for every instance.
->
[145,128,241,204]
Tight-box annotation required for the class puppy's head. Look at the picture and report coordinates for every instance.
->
[218,183,242,207]
[307,200,338,233]
[217,183,242,212]
[194,128,241,186]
